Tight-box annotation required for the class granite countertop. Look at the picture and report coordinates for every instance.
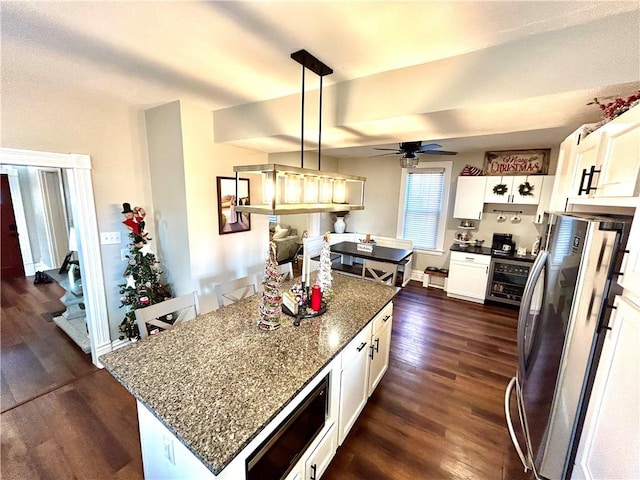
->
[450,243,492,255]
[100,273,397,475]
[449,243,537,262]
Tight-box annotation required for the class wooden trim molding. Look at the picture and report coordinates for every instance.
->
[0,147,110,367]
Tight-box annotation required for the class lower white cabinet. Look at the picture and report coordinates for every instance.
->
[338,322,372,445]
[446,251,491,303]
[305,424,338,480]
[572,295,640,479]
[619,207,640,301]
[368,303,393,396]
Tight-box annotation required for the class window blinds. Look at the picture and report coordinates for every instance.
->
[402,169,445,250]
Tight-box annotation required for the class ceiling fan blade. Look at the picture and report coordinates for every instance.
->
[370,152,399,157]
[373,147,402,152]
[416,143,442,152]
[422,150,458,156]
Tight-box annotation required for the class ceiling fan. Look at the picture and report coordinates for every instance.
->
[373,141,457,168]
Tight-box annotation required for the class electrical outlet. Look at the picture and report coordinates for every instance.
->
[121,248,129,261]
[162,435,175,465]
[100,231,121,245]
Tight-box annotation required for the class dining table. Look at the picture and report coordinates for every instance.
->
[328,241,413,285]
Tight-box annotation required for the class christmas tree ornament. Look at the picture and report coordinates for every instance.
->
[258,241,283,331]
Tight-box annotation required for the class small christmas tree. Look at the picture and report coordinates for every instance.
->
[118,234,172,340]
[317,231,333,299]
[258,241,283,331]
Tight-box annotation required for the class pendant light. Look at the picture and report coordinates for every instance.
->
[234,50,366,216]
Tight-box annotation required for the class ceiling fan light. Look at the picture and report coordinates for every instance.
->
[400,155,419,168]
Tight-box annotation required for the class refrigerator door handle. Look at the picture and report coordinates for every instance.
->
[505,377,531,472]
[517,250,548,374]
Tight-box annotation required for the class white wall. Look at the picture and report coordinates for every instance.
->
[1,76,152,340]
[146,101,271,314]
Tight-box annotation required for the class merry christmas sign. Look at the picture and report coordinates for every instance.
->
[483,149,550,176]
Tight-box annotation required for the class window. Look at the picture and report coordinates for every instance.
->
[397,162,452,253]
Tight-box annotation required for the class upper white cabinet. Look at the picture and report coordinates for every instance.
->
[453,176,486,219]
[559,105,640,206]
[595,106,640,198]
[484,175,544,205]
[549,126,592,211]
[535,175,556,224]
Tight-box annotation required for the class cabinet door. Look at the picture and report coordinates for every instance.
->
[595,105,640,198]
[535,176,555,224]
[338,325,371,445]
[368,314,393,396]
[484,176,513,203]
[571,129,604,198]
[550,131,581,211]
[619,208,640,301]
[304,424,337,480]
[572,295,640,480]
[511,175,543,205]
[453,176,486,219]
[447,253,490,303]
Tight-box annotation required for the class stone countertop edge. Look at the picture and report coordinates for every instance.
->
[449,243,537,262]
[100,273,398,476]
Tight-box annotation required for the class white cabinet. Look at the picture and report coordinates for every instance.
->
[570,127,605,198]
[304,424,338,480]
[567,105,640,203]
[446,251,491,303]
[619,208,640,302]
[595,105,640,198]
[534,175,555,224]
[572,295,640,480]
[484,175,544,205]
[368,303,393,396]
[550,126,590,212]
[338,322,372,445]
[453,176,486,219]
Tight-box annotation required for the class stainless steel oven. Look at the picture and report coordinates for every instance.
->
[486,257,532,306]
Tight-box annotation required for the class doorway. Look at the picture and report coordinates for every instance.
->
[0,148,110,367]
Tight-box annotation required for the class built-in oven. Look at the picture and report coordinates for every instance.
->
[246,374,328,480]
[486,257,532,306]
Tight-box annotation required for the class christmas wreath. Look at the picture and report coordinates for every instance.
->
[492,183,508,196]
[518,181,534,196]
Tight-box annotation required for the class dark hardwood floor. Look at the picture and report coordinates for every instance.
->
[1,272,530,480]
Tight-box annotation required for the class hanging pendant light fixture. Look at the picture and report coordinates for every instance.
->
[234,50,366,216]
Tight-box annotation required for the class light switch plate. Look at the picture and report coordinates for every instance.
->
[100,231,121,245]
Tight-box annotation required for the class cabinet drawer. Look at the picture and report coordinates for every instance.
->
[372,302,393,336]
[341,323,372,370]
[450,251,491,265]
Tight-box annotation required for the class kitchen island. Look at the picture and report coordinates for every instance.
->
[101,273,397,479]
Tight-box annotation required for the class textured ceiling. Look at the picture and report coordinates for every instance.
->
[2,1,639,156]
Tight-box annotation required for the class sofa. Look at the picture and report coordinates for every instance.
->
[268,222,300,263]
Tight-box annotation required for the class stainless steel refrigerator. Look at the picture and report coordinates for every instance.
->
[505,212,631,480]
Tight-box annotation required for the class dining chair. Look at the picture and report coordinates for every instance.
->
[214,276,257,307]
[302,236,323,280]
[135,291,200,338]
[362,259,398,286]
[278,262,294,281]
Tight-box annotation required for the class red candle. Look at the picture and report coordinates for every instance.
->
[311,285,322,311]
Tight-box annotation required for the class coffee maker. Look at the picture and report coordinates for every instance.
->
[492,233,515,255]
